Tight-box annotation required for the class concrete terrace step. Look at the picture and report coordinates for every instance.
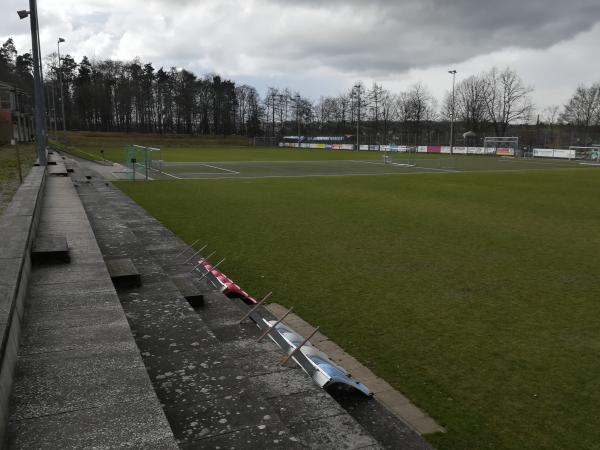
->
[105,256,141,288]
[31,235,70,264]
[47,163,68,177]
[171,273,205,307]
[7,175,177,448]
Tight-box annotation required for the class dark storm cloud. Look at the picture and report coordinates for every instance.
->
[260,0,600,73]
[2,0,600,107]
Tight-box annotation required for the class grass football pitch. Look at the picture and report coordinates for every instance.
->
[66,134,600,449]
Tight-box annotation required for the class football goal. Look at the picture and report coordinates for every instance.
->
[253,136,279,147]
[123,145,162,180]
[384,146,418,167]
[483,137,519,157]
[569,146,600,162]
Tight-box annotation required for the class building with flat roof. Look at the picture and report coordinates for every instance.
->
[0,81,34,143]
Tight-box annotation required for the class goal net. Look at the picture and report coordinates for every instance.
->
[483,137,519,157]
[385,146,418,166]
[253,136,278,147]
[569,146,600,162]
[123,145,162,180]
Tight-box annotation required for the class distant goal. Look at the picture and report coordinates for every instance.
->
[569,146,600,162]
[253,136,278,147]
[122,144,162,180]
[483,137,519,157]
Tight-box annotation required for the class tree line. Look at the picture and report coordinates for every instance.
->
[1,37,599,147]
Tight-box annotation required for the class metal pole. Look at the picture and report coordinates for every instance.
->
[238,292,272,323]
[27,0,47,165]
[184,245,211,264]
[190,250,216,272]
[449,70,457,156]
[45,83,52,131]
[34,2,47,150]
[272,95,275,143]
[196,258,226,283]
[50,74,57,133]
[281,327,320,365]
[296,95,300,149]
[145,147,149,181]
[355,85,360,151]
[257,306,294,342]
[13,140,23,183]
[175,239,201,258]
[57,38,67,142]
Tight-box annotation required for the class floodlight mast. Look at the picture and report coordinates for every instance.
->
[354,84,361,151]
[448,70,457,156]
[18,0,48,165]
[293,94,301,148]
[57,37,67,141]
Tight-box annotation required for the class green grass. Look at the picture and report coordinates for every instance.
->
[53,140,390,164]
[49,130,409,163]
[0,142,36,182]
[0,143,36,213]
[116,169,600,450]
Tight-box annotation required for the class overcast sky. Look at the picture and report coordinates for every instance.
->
[3,0,600,112]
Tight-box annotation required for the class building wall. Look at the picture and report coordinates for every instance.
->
[0,82,33,143]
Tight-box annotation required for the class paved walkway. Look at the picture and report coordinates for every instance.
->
[67,155,434,449]
[8,176,177,448]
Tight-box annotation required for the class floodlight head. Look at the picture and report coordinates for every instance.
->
[17,10,30,19]
[448,69,457,75]
[58,37,65,43]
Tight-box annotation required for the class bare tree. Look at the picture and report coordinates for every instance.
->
[538,104,562,147]
[335,94,350,131]
[402,83,436,143]
[264,87,280,138]
[368,82,384,135]
[561,84,600,144]
[380,91,396,140]
[442,75,488,132]
[481,67,533,136]
[350,82,368,148]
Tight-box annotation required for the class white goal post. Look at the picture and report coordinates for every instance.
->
[483,137,519,157]
[569,146,600,161]
[253,136,278,147]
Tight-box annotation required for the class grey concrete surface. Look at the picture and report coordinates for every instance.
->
[0,166,45,446]
[7,176,177,448]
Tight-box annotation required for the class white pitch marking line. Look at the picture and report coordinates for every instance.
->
[348,159,415,167]
[182,172,236,175]
[197,163,240,174]
[164,160,382,165]
[171,164,584,180]
[180,172,417,180]
[349,160,387,165]
[416,166,461,173]
[389,162,416,167]
[498,158,577,167]
[159,170,183,180]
